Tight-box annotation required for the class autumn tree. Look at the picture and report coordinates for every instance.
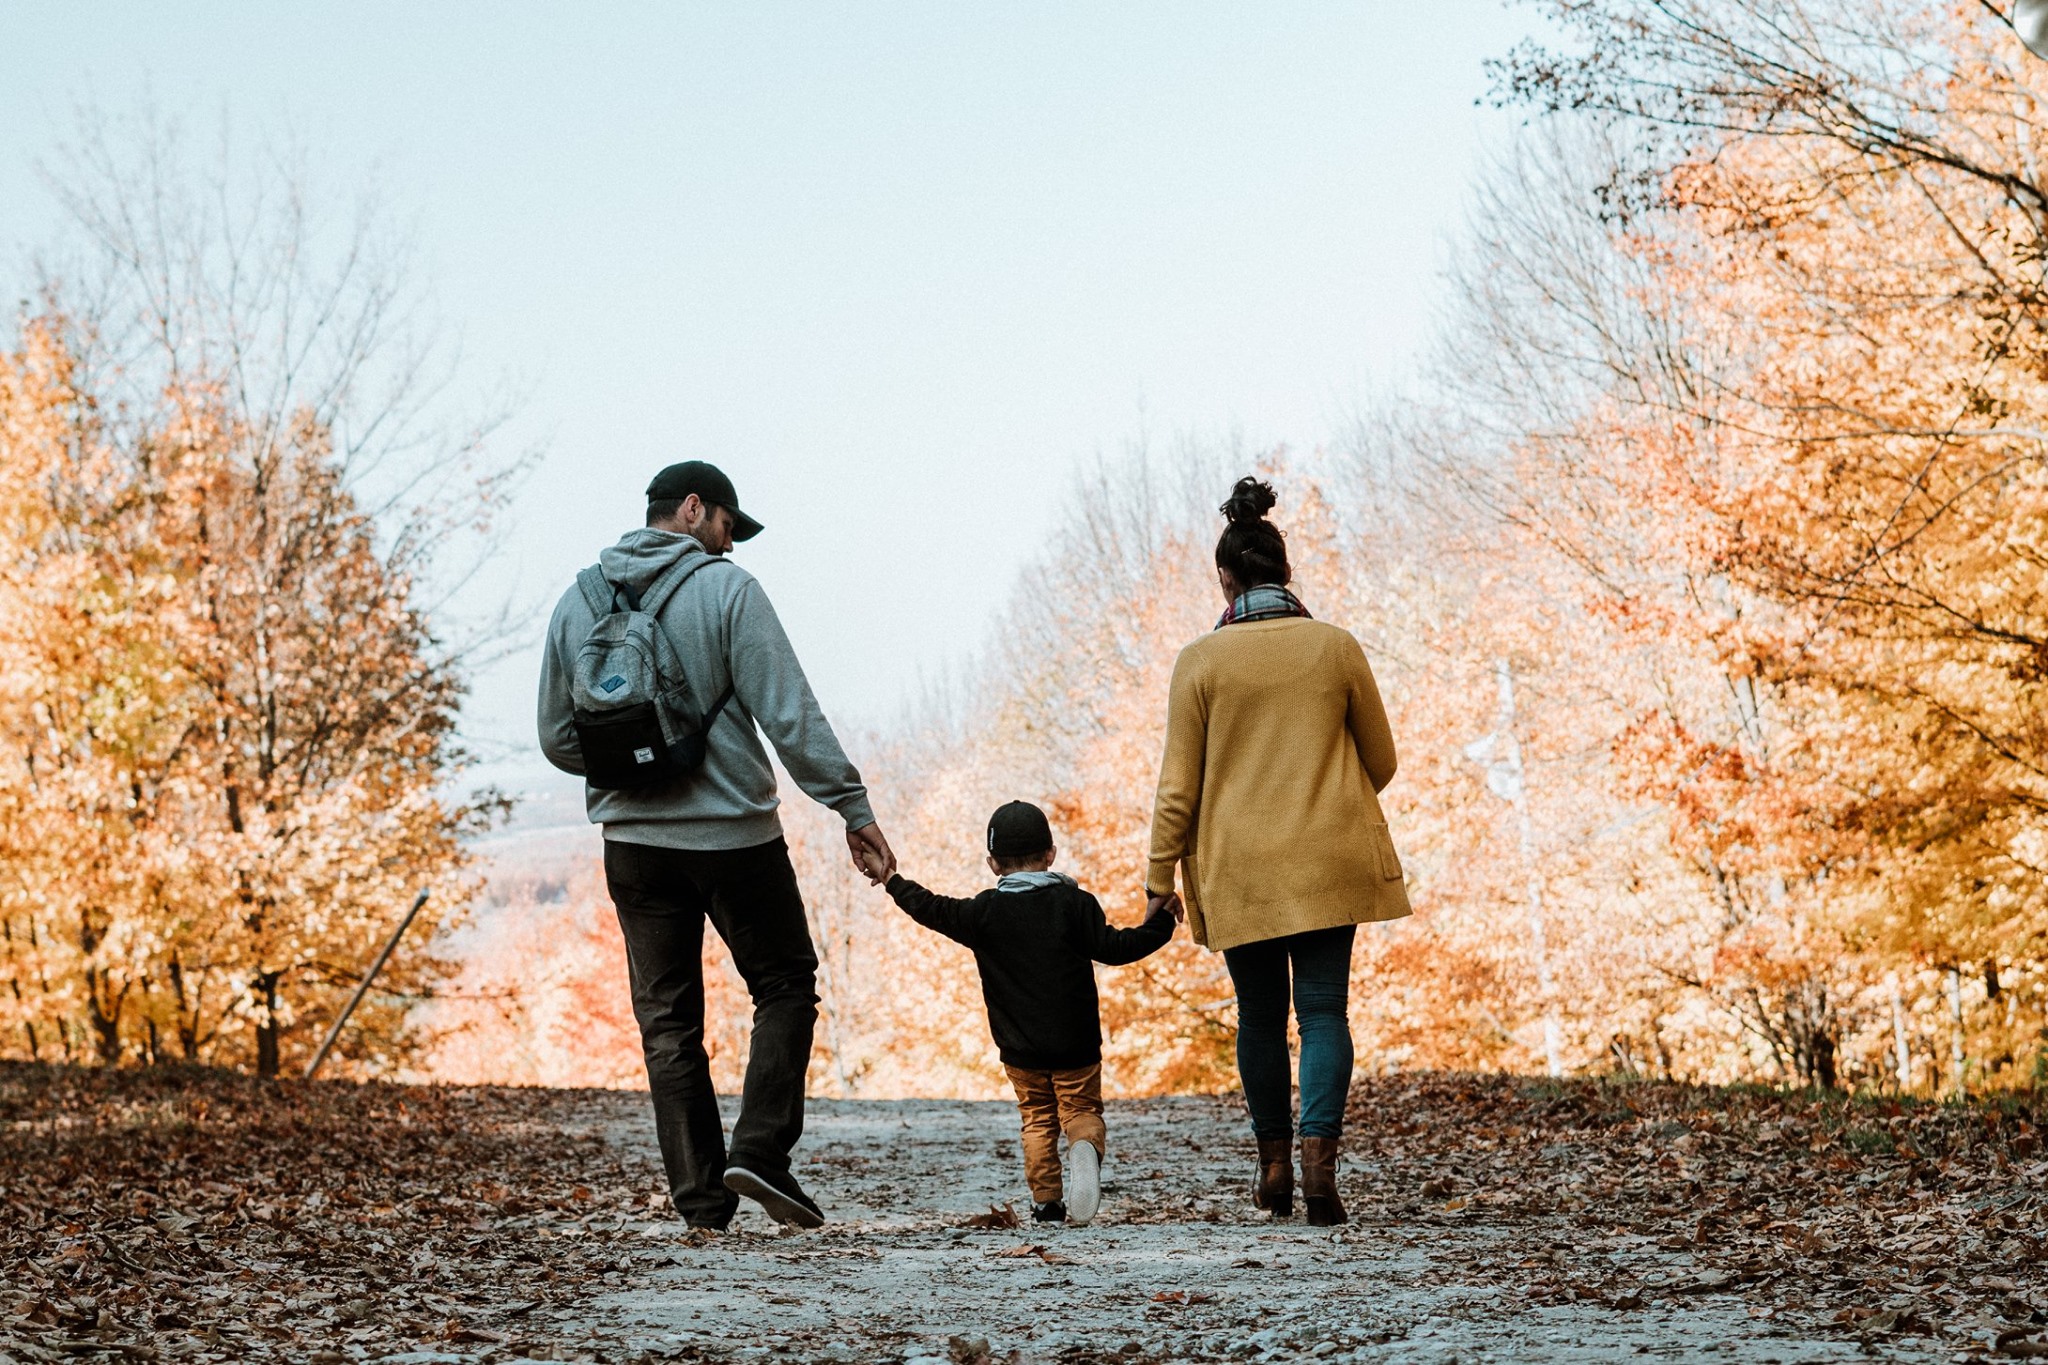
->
[1478,0,2048,1086]
[0,114,512,1075]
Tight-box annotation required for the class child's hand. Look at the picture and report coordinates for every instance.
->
[847,823,896,884]
[1147,892,1184,924]
[858,845,891,884]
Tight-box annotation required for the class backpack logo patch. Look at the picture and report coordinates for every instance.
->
[600,674,628,694]
[633,747,656,765]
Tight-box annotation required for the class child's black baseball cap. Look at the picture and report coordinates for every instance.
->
[986,801,1053,858]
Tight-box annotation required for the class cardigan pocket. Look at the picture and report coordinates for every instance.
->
[1371,822,1403,882]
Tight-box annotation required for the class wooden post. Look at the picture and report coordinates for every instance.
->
[303,889,431,1081]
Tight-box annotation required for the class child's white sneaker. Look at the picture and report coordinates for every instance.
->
[1066,1140,1102,1225]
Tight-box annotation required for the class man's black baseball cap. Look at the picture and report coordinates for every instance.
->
[647,460,764,542]
[987,800,1054,858]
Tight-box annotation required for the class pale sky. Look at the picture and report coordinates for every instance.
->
[0,4,1532,803]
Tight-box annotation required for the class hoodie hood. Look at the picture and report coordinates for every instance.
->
[598,528,710,594]
[995,869,1078,895]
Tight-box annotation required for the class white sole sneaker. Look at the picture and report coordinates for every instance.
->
[1066,1140,1102,1225]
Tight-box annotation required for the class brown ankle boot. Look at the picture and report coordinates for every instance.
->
[1253,1138,1293,1217]
[1300,1136,1347,1226]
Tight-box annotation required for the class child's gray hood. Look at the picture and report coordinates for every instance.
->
[995,870,1079,895]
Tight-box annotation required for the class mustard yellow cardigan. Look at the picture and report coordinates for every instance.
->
[1146,618,1411,951]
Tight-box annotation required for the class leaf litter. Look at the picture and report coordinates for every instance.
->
[1343,1072,2046,1355]
[3,1063,2042,1362]
[1,1064,683,1363]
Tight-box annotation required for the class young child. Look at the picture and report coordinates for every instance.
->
[861,800,1177,1225]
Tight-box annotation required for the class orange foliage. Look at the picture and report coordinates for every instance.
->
[0,319,485,1076]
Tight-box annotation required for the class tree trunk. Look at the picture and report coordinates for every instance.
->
[85,966,122,1065]
[5,975,30,1063]
[254,969,283,1079]
[1812,1030,1836,1090]
[168,953,201,1059]
[80,908,122,1065]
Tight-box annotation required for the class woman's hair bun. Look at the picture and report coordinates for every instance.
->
[1214,475,1290,586]
[1220,476,1279,526]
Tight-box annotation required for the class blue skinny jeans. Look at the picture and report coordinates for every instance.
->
[1222,924,1356,1141]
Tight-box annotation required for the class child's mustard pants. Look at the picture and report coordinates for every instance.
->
[1002,1062,1107,1203]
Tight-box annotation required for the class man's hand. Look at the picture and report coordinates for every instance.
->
[1147,891,1184,924]
[856,844,890,884]
[848,822,896,885]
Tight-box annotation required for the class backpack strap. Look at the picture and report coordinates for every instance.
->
[643,557,737,732]
[639,553,730,619]
[575,565,615,616]
[650,558,742,735]
[699,681,737,735]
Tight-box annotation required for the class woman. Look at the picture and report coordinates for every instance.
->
[1145,477,1410,1226]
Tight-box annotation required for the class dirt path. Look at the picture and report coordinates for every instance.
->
[566,1094,1939,1364]
[9,1068,2035,1363]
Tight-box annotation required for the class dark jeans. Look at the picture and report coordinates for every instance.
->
[1222,924,1356,1142]
[603,836,820,1228]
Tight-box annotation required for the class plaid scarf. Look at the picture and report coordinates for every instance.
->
[1216,584,1313,629]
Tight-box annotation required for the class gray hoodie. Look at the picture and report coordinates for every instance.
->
[537,528,875,849]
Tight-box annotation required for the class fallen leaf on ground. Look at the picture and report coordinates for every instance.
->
[1997,1329,2048,1358]
[948,1333,996,1364]
[960,1204,1020,1230]
[992,1243,1045,1259]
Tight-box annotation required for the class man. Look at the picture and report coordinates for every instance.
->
[538,460,894,1230]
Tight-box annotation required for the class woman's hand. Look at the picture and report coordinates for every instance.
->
[1147,891,1185,924]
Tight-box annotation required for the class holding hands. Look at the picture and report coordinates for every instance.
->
[849,823,896,885]
[850,822,1183,933]
[1147,891,1186,924]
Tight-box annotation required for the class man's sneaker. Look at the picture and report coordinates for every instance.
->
[1031,1199,1067,1223]
[1066,1140,1102,1226]
[723,1164,825,1229]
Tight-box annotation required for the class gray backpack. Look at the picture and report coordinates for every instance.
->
[569,557,733,790]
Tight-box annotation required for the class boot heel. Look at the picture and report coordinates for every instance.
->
[1253,1137,1294,1218]
[1299,1137,1347,1227]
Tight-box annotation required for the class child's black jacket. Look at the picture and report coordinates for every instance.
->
[885,875,1174,1070]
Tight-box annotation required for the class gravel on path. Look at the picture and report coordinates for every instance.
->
[579,1094,1937,1364]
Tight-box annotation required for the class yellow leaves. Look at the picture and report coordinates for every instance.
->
[1447,0,2048,1091]
[0,317,475,1075]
